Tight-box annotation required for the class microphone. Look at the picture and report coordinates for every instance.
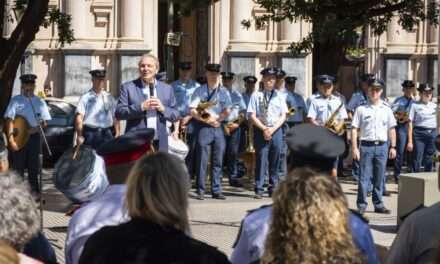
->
[149,83,154,97]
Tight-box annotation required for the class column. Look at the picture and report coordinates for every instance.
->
[120,0,142,38]
[230,0,252,41]
[65,0,87,38]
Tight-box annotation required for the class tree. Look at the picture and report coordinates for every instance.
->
[242,0,440,77]
[0,0,73,116]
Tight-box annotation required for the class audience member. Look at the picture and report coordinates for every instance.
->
[262,167,363,264]
[79,152,229,264]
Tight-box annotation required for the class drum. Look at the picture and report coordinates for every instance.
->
[53,145,109,203]
[168,135,189,160]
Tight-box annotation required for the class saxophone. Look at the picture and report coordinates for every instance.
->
[324,102,346,136]
[394,111,409,124]
[223,112,245,136]
[196,100,217,120]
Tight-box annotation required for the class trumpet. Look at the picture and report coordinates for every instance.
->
[325,102,346,136]
[287,107,296,116]
[196,100,216,120]
[223,112,246,136]
[394,111,409,124]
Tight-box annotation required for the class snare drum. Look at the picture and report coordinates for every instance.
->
[168,135,189,160]
[53,145,109,203]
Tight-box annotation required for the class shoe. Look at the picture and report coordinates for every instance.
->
[358,208,366,215]
[254,193,263,199]
[268,191,273,198]
[230,181,244,188]
[383,190,391,197]
[212,193,226,200]
[196,193,205,200]
[374,207,391,214]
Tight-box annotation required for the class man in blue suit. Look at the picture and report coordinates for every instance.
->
[115,54,180,151]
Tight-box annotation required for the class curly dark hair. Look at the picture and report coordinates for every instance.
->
[262,167,364,264]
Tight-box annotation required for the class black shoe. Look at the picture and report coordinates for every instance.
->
[374,207,391,214]
[212,193,226,200]
[254,193,263,199]
[383,190,391,197]
[196,193,205,200]
[230,181,244,188]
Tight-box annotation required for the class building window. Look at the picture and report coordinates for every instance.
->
[229,56,256,92]
[385,58,409,98]
[64,54,92,97]
[120,55,141,84]
[279,56,307,97]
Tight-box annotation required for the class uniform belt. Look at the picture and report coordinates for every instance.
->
[414,126,435,131]
[360,140,386,146]
[287,121,302,127]
[84,126,112,132]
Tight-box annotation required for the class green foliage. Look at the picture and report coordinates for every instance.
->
[248,0,440,54]
[44,9,74,47]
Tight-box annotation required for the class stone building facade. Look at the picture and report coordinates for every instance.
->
[3,0,439,101]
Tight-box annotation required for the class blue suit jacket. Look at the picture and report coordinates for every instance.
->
[115,78,180,151]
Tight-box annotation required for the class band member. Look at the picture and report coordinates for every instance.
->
[274,68,286,91]
[247,67,287,199]
[347,73,374,181]
[392,80,415,182]
[4,74,51,195]
[352,78,396,215]
[285,76,306,127]
[75,69,120,149]
[171,62,200,177]
[115,54,179,151]
[242,76,257,107]
[307,74,348,178]
[407,84,437,173]
[221,71,246,187]
[190,63,232,200]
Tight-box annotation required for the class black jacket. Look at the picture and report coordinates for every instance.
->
[79,218,230,264]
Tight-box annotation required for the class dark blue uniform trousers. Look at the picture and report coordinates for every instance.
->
[195,124,225,194]
[225,126,241,184]
[254,127,282,195]
[394,123,409,178]
[277,124,288,179]
[83,126,113,149]
[412,127,437,172]
[11,133,41,193]
[357,142,388,210]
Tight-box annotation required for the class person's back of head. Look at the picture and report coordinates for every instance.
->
[262,167,364,264]
[125,152,190,232]
[0,171,39,251]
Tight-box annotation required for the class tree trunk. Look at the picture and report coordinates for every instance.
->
[0,0,48,117]
[312,39,346,78]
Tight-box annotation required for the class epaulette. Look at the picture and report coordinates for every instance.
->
[383,100,391,107]
[350,209,369,223]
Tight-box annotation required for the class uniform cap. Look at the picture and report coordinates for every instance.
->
[360,73,375,82]
[367,77,385,89]
[402,80,415,88]
[285,76,297,84]
[260,67,278,76]
[205,63,221,73]
[286,124,345,171]
[243,75,257,84]
[417,83,433,92]
[275,69,286,78]
[315,74,335,84]
[19,74,37,84]
[96,129,154,166]
[178,61,192,70]
[89,69,106,79]
[221,72,235,79]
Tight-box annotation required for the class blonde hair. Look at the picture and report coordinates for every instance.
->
[262,167,363,264]
[125,152,190,232]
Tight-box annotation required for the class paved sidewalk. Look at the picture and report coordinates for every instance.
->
[41,169,399,263]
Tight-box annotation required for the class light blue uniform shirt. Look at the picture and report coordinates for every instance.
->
[190,84,232,118]
[352,101,396,141]
[242,92,252,108]
[409,101,437,129]
[247,90,288,127]
[286,91,307,123]
[76,89,117,128]
[226,89,246,122]
[347,91,368,112]
[4,95,51,127]
[306,92,320,109]
[307,94,348,126]
[171,79,199,116]
[392,96,414,114]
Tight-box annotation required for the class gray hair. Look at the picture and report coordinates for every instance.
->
[0,171,40,250]
[138,53,160,70]
[125,152,190,232]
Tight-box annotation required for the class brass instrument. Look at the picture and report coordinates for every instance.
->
[223,112,246,136]
[245,124,255,153]
[196,101,216,120]
[324,102,346,136]
[394,111,409,124]
[9,116,30,150]
[287,107,296,116]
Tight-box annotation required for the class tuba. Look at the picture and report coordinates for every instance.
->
[196,100,217,120]
[223,112,246,136]
[324,102,346,136]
